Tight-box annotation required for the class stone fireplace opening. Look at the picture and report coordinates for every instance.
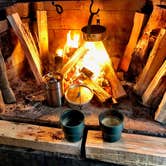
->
[0,0,166,165]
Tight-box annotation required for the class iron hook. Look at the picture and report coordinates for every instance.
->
[52,1,63,14]
[89,0,100,15]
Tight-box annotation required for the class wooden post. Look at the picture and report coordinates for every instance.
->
[0,49,16,104]
[36,10,49,72]
[7,13,43,85]
[142,60,166,107]
[155,92,166,124]
[119,12,146,72]
[134,28,166,96]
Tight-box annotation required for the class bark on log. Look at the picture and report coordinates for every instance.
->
[0,49,16,104]
[134,28,166,96]
[129,5,166,77]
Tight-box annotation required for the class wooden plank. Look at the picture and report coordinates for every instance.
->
[0,120,82,156]
[134,28,166,96]
[155,92,166,124]
[86,130,166,166]
[7,13,43,85]
[36,10,49,69]
[142,60,166,106]
[119,12,146,72]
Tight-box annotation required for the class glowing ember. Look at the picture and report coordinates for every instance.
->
[56,48,63,57]
[66,31,80,49]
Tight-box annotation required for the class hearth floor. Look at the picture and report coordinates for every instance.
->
[1,78,165,137]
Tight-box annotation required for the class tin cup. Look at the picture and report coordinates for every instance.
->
[60,110,85,142]
[99,110,124,142]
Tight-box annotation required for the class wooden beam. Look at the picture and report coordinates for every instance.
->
[86,130,166,166]
[7,13,43,85]
[0,120,82,156]
[134,28,166,96]
[36,10,49,71]
[119,12,146,72]
[155,92,166,124]
[142,60,166,106]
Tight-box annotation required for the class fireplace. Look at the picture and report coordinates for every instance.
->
[0,0,166,165]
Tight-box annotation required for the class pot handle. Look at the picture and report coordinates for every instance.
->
[88,0,100,26]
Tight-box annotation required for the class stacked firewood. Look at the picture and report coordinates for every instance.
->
[119,5,166,124]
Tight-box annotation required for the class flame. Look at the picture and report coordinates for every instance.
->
[76,41,111,83]
[66,31,80,48]
[56,48,63,57]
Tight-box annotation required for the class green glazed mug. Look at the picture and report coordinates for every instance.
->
[60,110,85,142]
[99,110,124,142]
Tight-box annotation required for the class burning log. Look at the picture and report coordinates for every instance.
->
[105,64,126,99]
[61,43,88,75]
[36,10,49,72]
[7,13,43,85]
[155,92,166,124]
[134,28,166,96]
[83,75,111,103]
[0,49,16,104]
[130,5,166,75]
[142,60,166,107]
[119,12,146,72]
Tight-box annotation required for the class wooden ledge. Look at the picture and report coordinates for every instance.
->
[86,130,166,166]
[0,120,82,156]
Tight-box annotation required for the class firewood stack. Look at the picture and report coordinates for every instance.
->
[119,5,166,124]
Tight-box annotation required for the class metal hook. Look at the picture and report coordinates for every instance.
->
[89,0,100,15]
[52,1,63,14]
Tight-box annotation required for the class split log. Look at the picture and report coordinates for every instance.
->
[129,5,166,76]
[119,12,146,72]
[83,76,111,103]
[7,13,43,85]
[134,28,166,96]
[142,60,166,107]
[155,92,166,124]
[61,43,88,75]
[105,63,126,99]
[0,91,5,111]
[0,20,8,34]
[0,49,16,104]
[36,10,49,72]
[86,130,166,166]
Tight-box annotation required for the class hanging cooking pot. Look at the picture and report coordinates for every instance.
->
[81,0,106,41]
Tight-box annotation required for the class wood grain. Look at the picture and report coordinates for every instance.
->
[7,13,43,85]
[155,92,166,124]
[0,120,82,156]
[142,60,166,106]
[135,28,166,96]
[86,130,166,166]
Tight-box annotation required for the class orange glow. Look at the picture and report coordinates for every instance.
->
[76,41,111,83]
[66,31,80,49]
[56,48,63,57]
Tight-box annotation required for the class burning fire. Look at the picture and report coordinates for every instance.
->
[56,31,112,95]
